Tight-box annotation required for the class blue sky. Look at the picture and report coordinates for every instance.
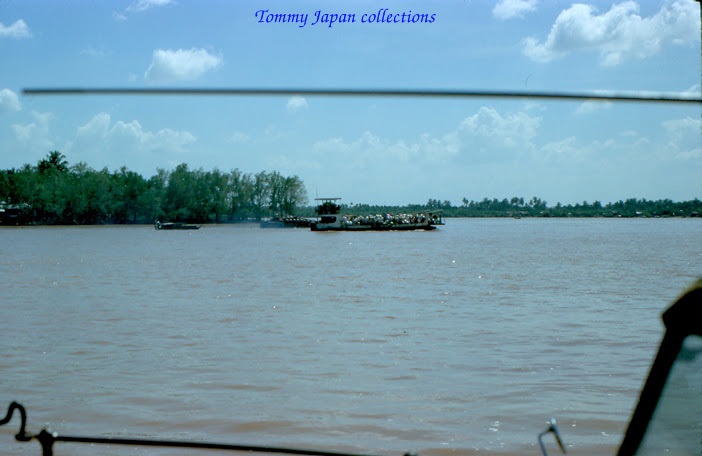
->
[1,0,700,206]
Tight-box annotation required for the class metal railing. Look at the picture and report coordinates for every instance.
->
[2,401,567,456]
[1,402,407,456]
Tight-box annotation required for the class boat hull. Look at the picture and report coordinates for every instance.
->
[260,217,314,228]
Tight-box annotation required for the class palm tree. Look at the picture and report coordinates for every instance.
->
[38,151,68,174]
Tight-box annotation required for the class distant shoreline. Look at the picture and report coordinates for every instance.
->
[2,211,699,227]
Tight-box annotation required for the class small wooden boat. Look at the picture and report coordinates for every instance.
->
[154,221,200,230]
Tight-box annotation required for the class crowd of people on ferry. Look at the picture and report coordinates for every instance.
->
[341,212,439,226]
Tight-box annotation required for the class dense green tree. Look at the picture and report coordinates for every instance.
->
[110,166,147,223]
[1,154,314,224]
[140,169,168,222]
[163,164,194,221]
[280,175,308,216]
[204,168,230,223]
[250,171,270,220]
[266,171,285,216]
[227,168,248,219]
[0,169,15,202]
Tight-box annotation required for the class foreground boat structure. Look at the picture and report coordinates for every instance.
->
[615,278,702,456]
[154,221,200,230]
[311,198,443,231]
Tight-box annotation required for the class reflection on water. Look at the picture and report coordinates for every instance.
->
[0,219,700,455]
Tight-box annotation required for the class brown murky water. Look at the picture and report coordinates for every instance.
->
[1,218,700,455]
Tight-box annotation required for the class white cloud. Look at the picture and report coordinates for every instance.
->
[126,0,174,13]
[12,111,55,152]
[71,113,196,173]
[286,96,308,114]
[76,112,111,138]
[313,131,422,171]
[522,0,699,65]
[540,136,586,163]
[536,117,701,167]
[493,0,538,20]
[144,48,223,82]
[451,107,540,162]
[312,107,541,169]
[662,117,702,160]
[0,19,31,39]
[306,107,543,204]
[76,113,196,152]
[457,107,540,142]
[0,89,21,112]
[228,132,250,144]
[115,0,173,20]
[575,100,613,115]
[301,104,700,204]
[310,132,435,203]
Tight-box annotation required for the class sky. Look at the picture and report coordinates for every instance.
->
[0,0,700,206]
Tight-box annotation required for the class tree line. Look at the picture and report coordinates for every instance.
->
[0,152,308,224]
[1,152,699,225]
[452,196,700,217]
[327,196,700,218]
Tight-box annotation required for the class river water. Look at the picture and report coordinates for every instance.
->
[1,218,700,455]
